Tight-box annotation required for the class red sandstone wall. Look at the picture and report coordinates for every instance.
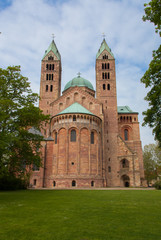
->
[96,50,119,187]
[118,114,145,179]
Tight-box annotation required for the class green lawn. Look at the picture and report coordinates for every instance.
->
[0,190,161,240]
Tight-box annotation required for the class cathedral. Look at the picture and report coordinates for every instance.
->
[30,38,145,188]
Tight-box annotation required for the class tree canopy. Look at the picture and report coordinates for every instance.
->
[143,143,161,185]
[141,0,161,147]
[143,0,161,36]
[0,66,49,180]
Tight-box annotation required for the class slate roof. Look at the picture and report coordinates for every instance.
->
[28,127,44,136]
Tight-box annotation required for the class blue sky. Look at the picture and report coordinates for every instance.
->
[0,0,12,9]
[0,0,160,147]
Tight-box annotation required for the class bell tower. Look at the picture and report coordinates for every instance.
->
[96,38,119,186]
[39,39,61,115]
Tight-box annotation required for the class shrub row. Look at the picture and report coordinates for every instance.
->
[154,180,161,190]
[0,175,27,190]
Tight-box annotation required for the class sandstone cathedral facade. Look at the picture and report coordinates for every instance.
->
[30,38,145,188]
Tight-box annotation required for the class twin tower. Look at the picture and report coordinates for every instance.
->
[30,38,146,188]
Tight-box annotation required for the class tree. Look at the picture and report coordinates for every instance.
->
[141,0,161,147]
[142,0,161,36]
[143,143,161,185]
[0,66,49,183]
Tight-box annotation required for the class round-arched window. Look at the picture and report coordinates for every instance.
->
[71,129,76,142]
[72,180,76,187]
[124,129,128,141]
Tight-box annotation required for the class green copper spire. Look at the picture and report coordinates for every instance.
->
[96,38,114,59]
[42,40,61,60]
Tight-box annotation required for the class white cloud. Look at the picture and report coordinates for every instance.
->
[0,0,159,147]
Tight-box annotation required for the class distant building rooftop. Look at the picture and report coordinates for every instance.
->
[117,106,138,114]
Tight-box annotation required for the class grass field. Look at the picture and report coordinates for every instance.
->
[0,190,161,240]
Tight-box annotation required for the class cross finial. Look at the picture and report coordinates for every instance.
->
[52,34,55,40]
[77,72,81,77]
[102,32,106,39]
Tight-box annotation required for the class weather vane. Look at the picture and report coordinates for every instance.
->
[52,33,55,40]
[77,72,81,77]
[102,32,106,39]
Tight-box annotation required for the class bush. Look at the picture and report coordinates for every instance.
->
[0,175,27,190]
[154,180,161,190]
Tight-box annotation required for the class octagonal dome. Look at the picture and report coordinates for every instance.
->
[63,76,94,92]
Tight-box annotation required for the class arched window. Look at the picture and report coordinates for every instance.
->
[108,166,111,172]
[46,74,48,80]
[102,63,105,69]
[51,74,53,80]
[66,97,70,105]
[71,129,76,142]
[53,181,56,187]
[91,181,94,187]
[107,63,110,69]
[102,72,105,79]
[55,132,57,144]
[107,84,110,90]
[59,103,63,110]
[73,115,76,121]
[72,180,76,187]
[103,55,108,59]
[46,64,48,70]
[124,129,128,141]
[48,56,53,60]
[52,64,54,70]
[50,85,53,92]
[46,85,48,92]
[33,164,39,171]
[108,72,110,79]
[34,179,37,186]
[103,84,106,90]
[49,64,51,70]
[89,102,93,110]
[105,72,107,79]
[91,132,94,144]
[121,159,129,168]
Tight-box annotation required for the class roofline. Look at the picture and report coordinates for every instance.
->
[50,86,100,106]
[52,112,102,121]
[118,112,138,114]
[62,85,95,94]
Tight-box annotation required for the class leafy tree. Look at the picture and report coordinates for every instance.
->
[141,0,161,147]
[142,0,161,36]
[0,66,49,183]
[143,143,161,185]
